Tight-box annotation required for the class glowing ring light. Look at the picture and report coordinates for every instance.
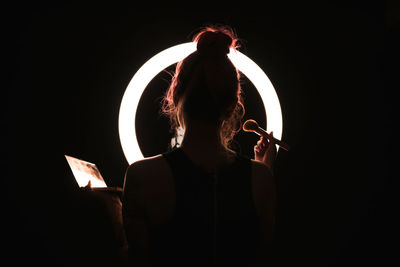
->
[119,42,282,164]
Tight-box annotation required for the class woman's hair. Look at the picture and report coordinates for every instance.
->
[161,26,245,149]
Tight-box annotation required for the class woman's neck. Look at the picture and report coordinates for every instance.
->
[179,120,235,172]
[180,120,224,153]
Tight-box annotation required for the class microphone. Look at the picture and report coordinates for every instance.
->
[243,119,290,151]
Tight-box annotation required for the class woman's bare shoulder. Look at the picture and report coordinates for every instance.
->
[126,154,170,183]
[127,154,167,170]
[123,154,176,226]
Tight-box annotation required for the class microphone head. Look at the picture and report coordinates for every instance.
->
[243,119,259,132]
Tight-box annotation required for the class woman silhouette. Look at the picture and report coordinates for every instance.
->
[122,26,276,267]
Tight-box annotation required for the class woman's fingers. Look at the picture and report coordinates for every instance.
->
[256,139,265,149]
[254,132,277,170]
[255,136,269,155]
[256,138,262,146]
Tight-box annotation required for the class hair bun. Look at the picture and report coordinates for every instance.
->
[196,31,232,58]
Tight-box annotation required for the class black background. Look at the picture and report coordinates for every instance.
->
[6,1,396,266]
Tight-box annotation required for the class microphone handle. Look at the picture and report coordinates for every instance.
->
[256,127,290,151]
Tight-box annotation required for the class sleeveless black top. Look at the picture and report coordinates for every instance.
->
[148,148,259,267]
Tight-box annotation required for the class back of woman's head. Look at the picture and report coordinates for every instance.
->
[162,26,245,149]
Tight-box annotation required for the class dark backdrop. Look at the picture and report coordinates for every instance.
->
[7,1,395,266]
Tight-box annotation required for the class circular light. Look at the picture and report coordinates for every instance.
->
[119,42,283,164]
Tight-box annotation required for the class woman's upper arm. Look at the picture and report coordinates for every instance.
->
[252,161,276,256]
[252,161,276,266]
[122,163,146,219]
[122,162,150,266]
[252,161,276,222]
